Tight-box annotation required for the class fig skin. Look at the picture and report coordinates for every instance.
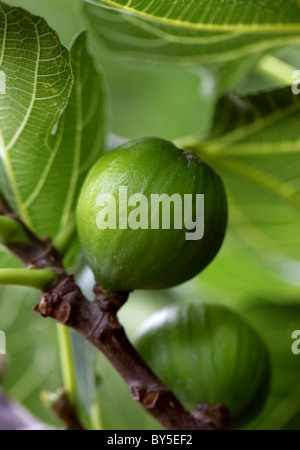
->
[77,137,227,291]
[135,303,271,428]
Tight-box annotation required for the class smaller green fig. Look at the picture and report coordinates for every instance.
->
[135,303,271,428]
[76,137,227,292]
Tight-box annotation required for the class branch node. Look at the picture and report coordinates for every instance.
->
[194,402,231,430]
[107,313,122,330]
[94,283,130,313]
[33,276,79,323]
[131,385,162,409]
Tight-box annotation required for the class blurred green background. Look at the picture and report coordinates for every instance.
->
[1,0,300,430]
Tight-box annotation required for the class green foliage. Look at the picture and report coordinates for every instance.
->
[86,0,300,30]
[195,87,300,258]
[1,283,61,427]
[180,87,299,306]
[51,31,107,242]
[0,4,106,238]
[4,0,82,45]
[0,2,73,232]
[84,0,300,90]
[241,302,300,430]
[0,0,300,432]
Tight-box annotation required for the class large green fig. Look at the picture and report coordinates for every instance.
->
[77,138,227,291]
[135,303,271,428]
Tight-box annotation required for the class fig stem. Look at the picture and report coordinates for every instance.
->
[56,324,78,409]
[255,55,297,85]
[54,219,77,257]
[0,268,57,291]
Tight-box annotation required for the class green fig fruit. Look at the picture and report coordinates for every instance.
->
[135,303,271,428]
[77,138,227,291]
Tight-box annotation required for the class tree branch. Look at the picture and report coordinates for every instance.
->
[0,194,230,430]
